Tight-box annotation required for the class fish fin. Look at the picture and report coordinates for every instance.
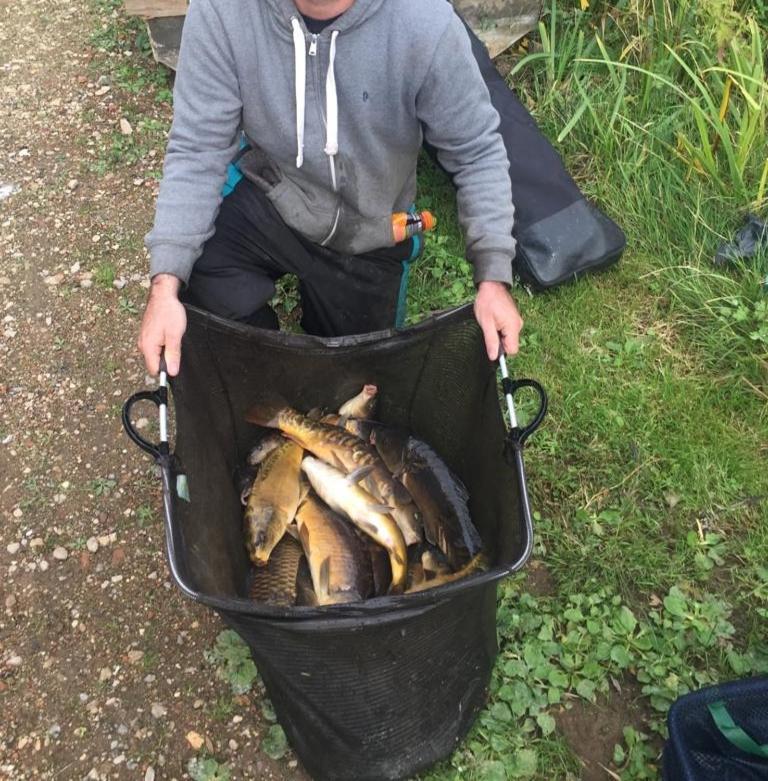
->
[298,475,310,504]
[244,400,287,428]
[367,502,394,514]
[285,523,300,542]
[346,464,375,484]
[317,557,331,596]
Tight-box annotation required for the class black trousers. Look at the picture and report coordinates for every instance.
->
[183,178,417,337]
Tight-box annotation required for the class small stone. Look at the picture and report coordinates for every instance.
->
[80,278,93,288]
[12,508,22,518]
[113,278,127,290]
[70,262,81,274]
[150,703,167,719]
[44,273,64,286]
[6,542,20,555]
[99,667,112,682]
[67,179,79,191]
[113,754,126,765]
[86,537,99,553]
[186,731,204,750]
[53,493,66,504]
[38,559,49,572]
[98,535,112,547]
[228,739,238,751]
[48,724,61,739]
[52,546,68,561]
[144,767,155,781]
[135,417,149,430]
[30,538,44,549]
[193,699,204,709]
[95,85,110,96]
[5,595,17,608]
[119,118,133,135]
[7,655,22,667]
[288,760,298,769]
[127,650,144,664]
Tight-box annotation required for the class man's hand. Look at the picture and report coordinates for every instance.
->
[474,280,523,360]
[138,274,186,376]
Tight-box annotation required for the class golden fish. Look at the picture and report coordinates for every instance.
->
[372,428,480,569]
[247,535,304,606]
[246,405,422,546]
[406,554,488,594]
[301,456,407,593]
[247,431,284,467]
[295,493,372,605]
[338,384,378,418]
[244,440,304,566]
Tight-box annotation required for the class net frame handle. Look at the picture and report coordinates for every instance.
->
[122,354,170,460]
[498,354,548,449]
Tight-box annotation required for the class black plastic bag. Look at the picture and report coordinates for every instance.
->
[714,214,768,267]
[460,16,626,289]
[123,304,545,781]
[663,677,768,780]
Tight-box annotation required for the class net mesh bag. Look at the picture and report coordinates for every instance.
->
[663,677,768,781]
[138,304,538,781]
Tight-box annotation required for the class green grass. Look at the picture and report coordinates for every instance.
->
[406,2,768,777]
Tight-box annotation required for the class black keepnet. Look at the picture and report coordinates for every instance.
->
[153,304,535,780]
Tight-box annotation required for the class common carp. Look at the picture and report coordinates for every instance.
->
[295,492,372,605]
[247,431,284,467]
[371,428,481,569]
[301,456,407,593]
[247,535,304,606]
[246,404,422,545]
[244,440,304,566]
[338,384,378,418]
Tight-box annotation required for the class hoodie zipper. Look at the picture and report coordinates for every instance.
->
[305,27,341,246]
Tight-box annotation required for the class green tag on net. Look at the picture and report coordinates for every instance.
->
[708,700,768,759]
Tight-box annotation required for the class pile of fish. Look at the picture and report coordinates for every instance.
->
[241,385,486,607]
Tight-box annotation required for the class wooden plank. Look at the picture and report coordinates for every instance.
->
[124,0,187,19]
[455,0,542,57]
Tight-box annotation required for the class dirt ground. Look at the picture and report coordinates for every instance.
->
[0,0,307,778]
[0,2,654,779]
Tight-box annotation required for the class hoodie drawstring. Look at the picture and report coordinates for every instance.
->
[291,19,339,191]
[291,17,306,168]
[325,30,339,190]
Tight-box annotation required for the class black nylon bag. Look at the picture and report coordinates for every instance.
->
[132,305,539,781]
[458,15,627,289]
[662,677,768,781]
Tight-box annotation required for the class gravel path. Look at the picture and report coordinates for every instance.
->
[0,2,304,778]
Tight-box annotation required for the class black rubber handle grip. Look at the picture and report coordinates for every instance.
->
[122,389,168,460]
[505,377,548,448]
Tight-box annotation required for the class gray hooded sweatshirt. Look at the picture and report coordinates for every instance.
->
[146,0,516,285]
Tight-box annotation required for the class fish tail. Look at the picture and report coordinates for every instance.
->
[245,401,287,428]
